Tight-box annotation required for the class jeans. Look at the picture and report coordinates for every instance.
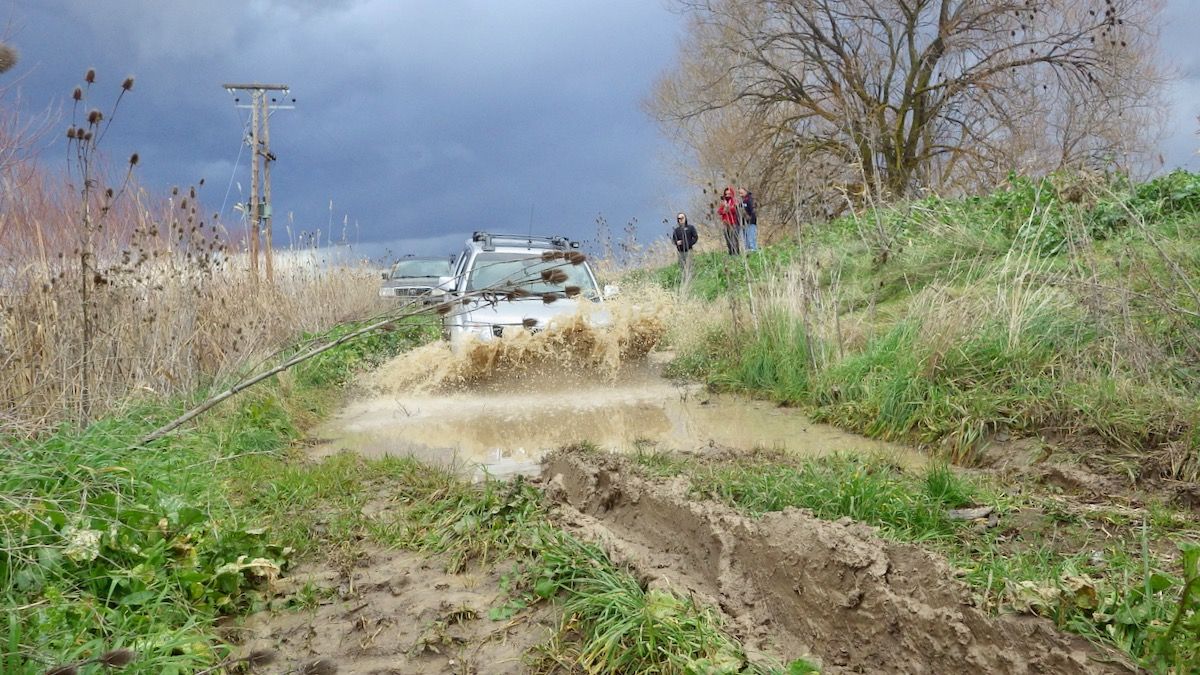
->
[743,222,758,251]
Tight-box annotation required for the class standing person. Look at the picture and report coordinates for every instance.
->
[672,212,699,286]
[738,187,758,252]
[717,186,741,255]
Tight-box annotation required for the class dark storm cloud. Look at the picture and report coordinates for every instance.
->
[5,0,1199,261]
[7,0,688,256]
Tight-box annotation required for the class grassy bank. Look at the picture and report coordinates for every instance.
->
[658,171,1200,478]
[0,320,430,673]
[628,448,1200,672]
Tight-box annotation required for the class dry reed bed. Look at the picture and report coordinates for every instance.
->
[1,233,384,436]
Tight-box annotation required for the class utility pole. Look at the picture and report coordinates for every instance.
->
[223,83,294,281]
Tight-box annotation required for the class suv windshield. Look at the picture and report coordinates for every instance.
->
[391,259,451,279]
[466,252,596,295]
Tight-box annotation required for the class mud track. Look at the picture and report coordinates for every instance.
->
[542,449,1135,674]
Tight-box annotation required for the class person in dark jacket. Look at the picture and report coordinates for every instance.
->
[672,212,699,285]
[738,187,758,252]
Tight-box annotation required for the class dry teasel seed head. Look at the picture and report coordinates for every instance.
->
[72,86,83,101]
[541,293,559,304]
[83,131,93,142]
[540,250,564,262]
[435,303,452,315]
[43,665,78,675]
[522,318,537,328]
[87,109,102,125]
[121,76,134,91]
[129,153,139,166]
[565,252,586,265]
[66,126,77,139]
[564,285,581,298]
[0,43,17,74]
[97,648,136,668]
[85,68,95,83]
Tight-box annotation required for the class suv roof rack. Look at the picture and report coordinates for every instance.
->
[470,231,581,251]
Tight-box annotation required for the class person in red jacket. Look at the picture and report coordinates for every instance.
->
[717,186,741,255]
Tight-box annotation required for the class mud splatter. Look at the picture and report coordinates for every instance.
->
[365,296,668,395]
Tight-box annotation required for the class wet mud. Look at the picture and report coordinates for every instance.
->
[240,546,556,674]
[541,448,1136,674]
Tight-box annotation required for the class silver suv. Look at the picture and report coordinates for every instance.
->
[378,255,454,301]
[438,232,610,345]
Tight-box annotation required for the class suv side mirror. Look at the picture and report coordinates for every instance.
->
[432,275,454,295]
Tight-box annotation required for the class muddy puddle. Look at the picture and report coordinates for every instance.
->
[311,354,919,480]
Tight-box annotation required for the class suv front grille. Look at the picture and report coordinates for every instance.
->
[395,287,430,297]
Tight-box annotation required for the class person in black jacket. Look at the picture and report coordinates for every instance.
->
[672,212,699,285]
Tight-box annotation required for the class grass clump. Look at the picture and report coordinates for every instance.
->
[383,472,784,673]
[689,454,981,543]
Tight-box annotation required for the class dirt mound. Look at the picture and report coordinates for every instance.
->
[237,547,555,674]
[541,449,1135,674]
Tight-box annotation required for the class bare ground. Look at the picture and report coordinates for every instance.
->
[236,547,556,675]
[541,449,1138,674]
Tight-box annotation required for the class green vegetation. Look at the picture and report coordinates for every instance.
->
[663,171,1200,475]
[0,320,428,674]
[689,454,978,542]
[628,449,1200,672]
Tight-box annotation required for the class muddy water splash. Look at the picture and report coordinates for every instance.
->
[366,297,667,393]
[315,297,919,478]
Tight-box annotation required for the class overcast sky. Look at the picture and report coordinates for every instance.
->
[4,0,1199,259]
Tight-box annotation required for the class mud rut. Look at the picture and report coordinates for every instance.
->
[542,450,1132,674]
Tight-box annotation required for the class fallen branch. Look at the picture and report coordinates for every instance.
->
[138,303,438,445]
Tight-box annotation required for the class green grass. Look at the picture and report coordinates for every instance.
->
[0,320,427,674]
[689,454,981,543]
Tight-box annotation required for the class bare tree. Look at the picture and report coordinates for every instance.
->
[650,0,1166,210]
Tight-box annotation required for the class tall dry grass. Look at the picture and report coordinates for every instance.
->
[0,110,384,436]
